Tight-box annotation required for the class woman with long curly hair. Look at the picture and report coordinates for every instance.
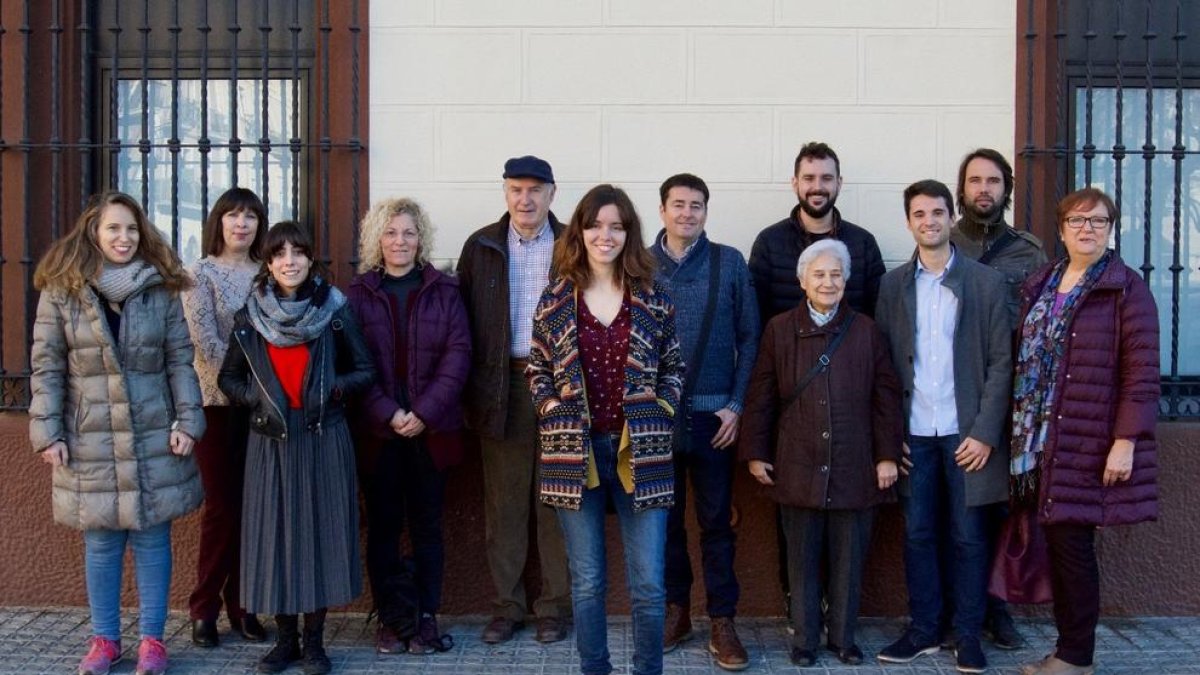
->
[30,191,204,675]
[347,198,470,654]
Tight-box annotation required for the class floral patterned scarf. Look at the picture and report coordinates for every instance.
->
[1010,250,1113,496]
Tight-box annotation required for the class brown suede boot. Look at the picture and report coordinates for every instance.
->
[662,602,693,653]
[708,617,749,671]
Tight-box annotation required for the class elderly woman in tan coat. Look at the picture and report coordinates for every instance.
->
[739,238,902,669]
[29,191,205,675]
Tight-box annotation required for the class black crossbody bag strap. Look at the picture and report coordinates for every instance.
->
[779,312,857,412]
[679,244,723,413]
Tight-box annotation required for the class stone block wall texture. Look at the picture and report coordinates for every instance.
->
[368,0,1016,266]
[4,411,1200,616]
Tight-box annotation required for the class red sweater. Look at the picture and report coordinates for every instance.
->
[267,343,310,409]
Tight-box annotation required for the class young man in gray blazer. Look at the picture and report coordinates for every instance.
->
[873,179,1012,675]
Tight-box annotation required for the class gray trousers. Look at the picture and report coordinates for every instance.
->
[780,506,874,651]
[480,364,572,621]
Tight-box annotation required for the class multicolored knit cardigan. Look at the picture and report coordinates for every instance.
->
[527,277,684,512]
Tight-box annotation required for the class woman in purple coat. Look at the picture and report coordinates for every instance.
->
[1011,188,1159,675]
[347,198,471,656]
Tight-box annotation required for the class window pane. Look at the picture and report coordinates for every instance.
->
[1075,87,1200,377]
[115,78,298,265]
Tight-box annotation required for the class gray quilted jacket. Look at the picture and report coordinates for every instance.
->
[29,277,205,531]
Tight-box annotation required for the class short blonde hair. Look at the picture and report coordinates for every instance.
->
[357,197,435,273]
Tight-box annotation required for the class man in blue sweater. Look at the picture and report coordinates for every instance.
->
[651,173,760,672]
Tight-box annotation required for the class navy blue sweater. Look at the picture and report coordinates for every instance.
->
[651,230,760,414]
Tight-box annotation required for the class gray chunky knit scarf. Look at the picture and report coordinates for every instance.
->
[94,259,160,303]
[245,278,345,347]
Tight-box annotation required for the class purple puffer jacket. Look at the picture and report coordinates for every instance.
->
[347,265,471,470]
[1018,254,1159,527]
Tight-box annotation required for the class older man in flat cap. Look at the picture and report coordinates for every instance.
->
[457,155,572,644]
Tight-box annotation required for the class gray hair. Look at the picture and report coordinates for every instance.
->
[795,238,852,282]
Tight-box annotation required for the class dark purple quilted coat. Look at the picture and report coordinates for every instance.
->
[347,266,471,470]
[1018,255,1159,527]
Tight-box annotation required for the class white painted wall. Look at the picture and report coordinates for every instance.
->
[369,0,1015,268]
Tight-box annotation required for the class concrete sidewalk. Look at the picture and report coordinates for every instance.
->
[1,608,1197,674]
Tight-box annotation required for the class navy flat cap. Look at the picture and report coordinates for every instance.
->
[502,155,555,184]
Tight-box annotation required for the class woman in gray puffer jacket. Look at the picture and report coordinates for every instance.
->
[29,191,204,675]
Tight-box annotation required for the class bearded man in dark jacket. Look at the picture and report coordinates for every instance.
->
[749,142,885,323]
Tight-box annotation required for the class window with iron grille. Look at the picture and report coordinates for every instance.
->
[1017,0,1199,418]
[0,0,367,410]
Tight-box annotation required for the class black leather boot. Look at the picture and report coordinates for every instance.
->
[301,609,331,675]
[257,614,301,673]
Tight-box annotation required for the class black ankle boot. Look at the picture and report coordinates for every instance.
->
[301,609,331,675]
[257,614,301,674]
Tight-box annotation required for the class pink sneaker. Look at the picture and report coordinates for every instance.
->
[78,636,122,675]
[134,637,168,675]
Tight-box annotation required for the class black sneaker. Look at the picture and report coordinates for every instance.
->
[984,608,1024,650]
[877,630,940,663]
[940,627,957,650]
[954,636,987,674]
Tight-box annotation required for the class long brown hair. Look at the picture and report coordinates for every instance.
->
[33,191,191,294]
[551,184,656,291]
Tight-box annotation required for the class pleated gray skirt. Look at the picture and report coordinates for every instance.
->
[240,409,362,614]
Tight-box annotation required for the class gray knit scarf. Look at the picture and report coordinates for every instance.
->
[94,259,160,304]
[245,278,345,347]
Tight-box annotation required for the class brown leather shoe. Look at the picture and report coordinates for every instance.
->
[480,616,524,644]
[708,617,749,671]
[662,602,693,653]
[375,624,405,654]
[533,616,569,644]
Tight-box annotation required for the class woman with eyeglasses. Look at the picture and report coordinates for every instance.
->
[1010,188,1159,675]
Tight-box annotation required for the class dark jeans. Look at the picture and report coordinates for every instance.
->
[780,506,873,651]
[664,411,739,618]
[189,406,250,622]
[938,497,1011,632]
[902,434,989,643]
[362,436,447,615]
[1044,524,1099,667]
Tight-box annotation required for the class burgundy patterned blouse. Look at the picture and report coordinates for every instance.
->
[578,293,631,433]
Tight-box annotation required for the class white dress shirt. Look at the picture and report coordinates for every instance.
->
[909,248,959,436]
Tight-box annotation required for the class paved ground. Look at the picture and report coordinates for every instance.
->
[1,608,1198,674]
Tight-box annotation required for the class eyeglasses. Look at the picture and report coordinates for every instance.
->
[1064,215,1112,230]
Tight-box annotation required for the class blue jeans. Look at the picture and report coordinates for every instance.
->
[665,411,738,617]
[557,432,668,675]
[83,521,173,641]
[902,434,988,643]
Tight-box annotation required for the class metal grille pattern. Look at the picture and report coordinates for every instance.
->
[0,0,366,410]
[1019,0,1198,418]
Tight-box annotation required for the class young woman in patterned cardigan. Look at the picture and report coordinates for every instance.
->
[526,184,684,675]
